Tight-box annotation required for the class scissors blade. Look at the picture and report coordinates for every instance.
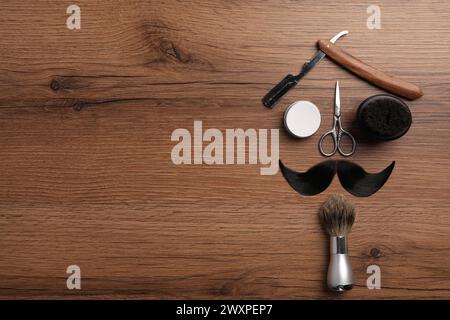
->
[335,80,341,116]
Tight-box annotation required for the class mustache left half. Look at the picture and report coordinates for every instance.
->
[279,160,395,197]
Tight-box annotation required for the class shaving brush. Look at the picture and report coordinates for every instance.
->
[319,194,355,292]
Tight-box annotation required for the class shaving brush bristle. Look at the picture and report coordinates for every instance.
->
[319,194,355,237]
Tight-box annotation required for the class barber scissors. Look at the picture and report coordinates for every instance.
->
[319,81,356,157]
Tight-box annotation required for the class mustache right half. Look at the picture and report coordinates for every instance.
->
[279,160,395,197]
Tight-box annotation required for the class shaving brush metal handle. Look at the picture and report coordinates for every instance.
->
[327,236,353,291]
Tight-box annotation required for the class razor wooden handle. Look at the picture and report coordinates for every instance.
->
[318,40,423,100]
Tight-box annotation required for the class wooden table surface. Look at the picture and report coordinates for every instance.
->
[1,0,449,299]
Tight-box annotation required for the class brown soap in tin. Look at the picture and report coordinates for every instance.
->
[357,94,412,141]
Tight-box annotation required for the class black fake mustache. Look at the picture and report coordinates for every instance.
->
[279,160,395,197]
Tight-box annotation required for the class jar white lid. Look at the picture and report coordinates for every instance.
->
[284,101,321,138]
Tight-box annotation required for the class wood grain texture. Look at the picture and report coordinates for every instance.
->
[0,0,450,299]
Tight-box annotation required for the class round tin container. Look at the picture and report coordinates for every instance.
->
[284,101,321,138]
